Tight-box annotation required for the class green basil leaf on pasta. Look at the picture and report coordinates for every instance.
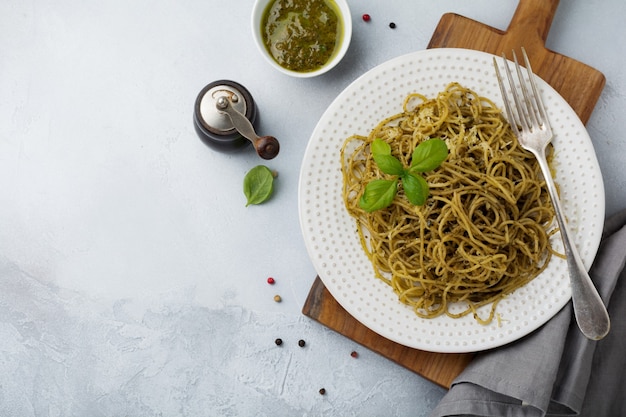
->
[243,165,275,206]
[359,179,398,212]
[371,138,392,156]
[372,139,405,175]
[410,138,448,172]
[373,154,405,176]
[402,172,429,206]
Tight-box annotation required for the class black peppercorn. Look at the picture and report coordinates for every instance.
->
[275,338,283,346]
[319,388,326,395]
[389,22,396,29]
[298,339,306,347]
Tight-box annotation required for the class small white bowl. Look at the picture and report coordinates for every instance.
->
[251,0,352,78]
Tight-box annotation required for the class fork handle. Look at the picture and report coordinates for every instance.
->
[534,148,610,340]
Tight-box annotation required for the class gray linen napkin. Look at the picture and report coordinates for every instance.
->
[430,209,626,417]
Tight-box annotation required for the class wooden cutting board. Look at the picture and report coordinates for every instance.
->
[302,0,605,388]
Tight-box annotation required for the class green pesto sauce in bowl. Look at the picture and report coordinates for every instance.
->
[261,0,343,73]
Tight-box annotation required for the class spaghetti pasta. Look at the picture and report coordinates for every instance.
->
[340,82,558,324]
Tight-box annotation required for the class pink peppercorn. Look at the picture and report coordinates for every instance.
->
[267,277,275,284]
[362,14,371,22]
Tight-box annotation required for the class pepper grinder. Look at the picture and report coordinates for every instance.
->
[193,80,280,160]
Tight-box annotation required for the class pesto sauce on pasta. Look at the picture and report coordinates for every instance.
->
[340,83,559,324]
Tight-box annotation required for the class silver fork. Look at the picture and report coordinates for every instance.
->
[494,48,610,340]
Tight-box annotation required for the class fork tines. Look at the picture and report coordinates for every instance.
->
[493,48,551,136]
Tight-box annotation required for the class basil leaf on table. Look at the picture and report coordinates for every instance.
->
[243,165,275,206]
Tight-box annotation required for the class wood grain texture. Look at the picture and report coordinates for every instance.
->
[302,277,474,388]
[427,0,605,124]
[302,0,604,389]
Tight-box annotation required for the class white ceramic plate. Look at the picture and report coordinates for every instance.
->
[298,48,605,353]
